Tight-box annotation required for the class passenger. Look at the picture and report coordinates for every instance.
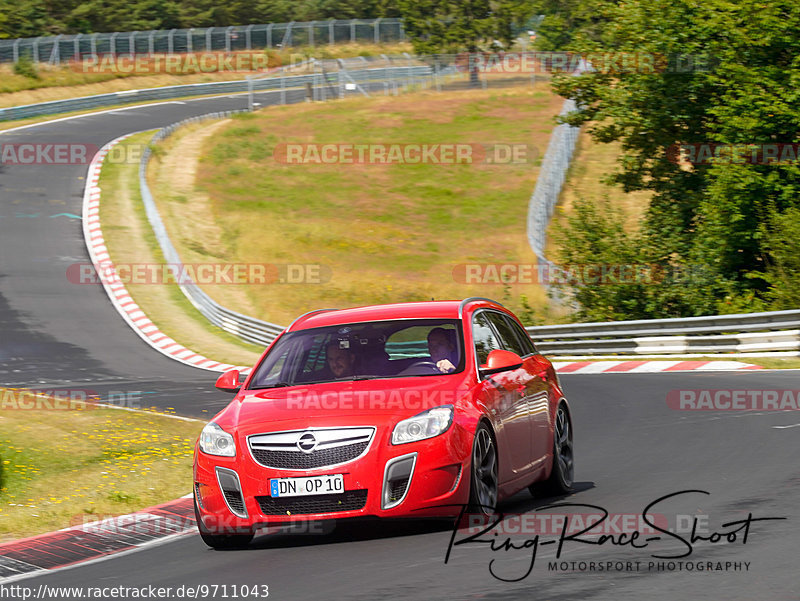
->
[326,342,356,378]
[427,327,458,373]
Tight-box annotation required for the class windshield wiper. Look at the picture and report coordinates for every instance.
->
[249,382,292,389]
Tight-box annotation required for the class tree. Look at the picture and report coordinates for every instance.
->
[526,0,613,51]
[553,0,800,318]
[397,0,531,85]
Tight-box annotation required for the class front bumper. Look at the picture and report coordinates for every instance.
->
[194,424,471,533]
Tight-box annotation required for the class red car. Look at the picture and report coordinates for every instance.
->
[193,298,574,548]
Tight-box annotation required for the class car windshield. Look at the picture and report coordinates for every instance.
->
[247,319,465,389]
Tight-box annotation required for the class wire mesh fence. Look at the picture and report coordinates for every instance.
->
[0,18,406,64]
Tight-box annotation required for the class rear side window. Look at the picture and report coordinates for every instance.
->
[487,312,536,356]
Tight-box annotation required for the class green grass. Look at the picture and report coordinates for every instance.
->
[189,86,564,325]
[98,132,263,365]
[0,391,203,541]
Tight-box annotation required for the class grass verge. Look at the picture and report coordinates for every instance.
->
[98,132,263,366]
[0,391,202,541]
[544,128,651,261]
[154,84,566,327]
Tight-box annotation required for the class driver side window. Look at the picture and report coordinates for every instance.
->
[471,311,501,365]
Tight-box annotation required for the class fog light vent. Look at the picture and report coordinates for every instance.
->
[215,467,248,519]
[382,453,417,510]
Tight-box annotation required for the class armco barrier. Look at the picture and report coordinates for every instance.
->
[526,310,800,356]
[94,58,797,358]
[139,112,285,347]
[0,65,432,122]
[135,66,434,347]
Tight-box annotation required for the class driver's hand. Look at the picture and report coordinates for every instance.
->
[436,359,455,373]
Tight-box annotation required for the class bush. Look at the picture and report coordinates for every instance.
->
[13,54,40,79]
[762,207,800,309]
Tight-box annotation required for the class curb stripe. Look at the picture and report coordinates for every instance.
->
[81,133,250,375]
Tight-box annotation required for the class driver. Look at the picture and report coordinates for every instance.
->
[427,328,458,373]
[326,341,356,378]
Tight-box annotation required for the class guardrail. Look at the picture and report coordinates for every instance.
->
[0,63,432,122]
[526,310,800,355]
[0,19,406,64]
[128,57,797,359]
[139,112,285,347]
[136,65,436,347]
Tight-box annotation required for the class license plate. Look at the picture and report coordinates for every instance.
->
[270,474,344,498]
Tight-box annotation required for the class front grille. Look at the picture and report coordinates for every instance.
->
[387,479,409,504]
[256,490,368,515]
[223,490,246,515]
[248,427,375,470]
[251,441,369,470]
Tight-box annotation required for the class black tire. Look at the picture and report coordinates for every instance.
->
[194,497,254,550]
[468,422,499,516]
[531,403,574,497]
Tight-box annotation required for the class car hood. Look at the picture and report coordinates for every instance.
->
[217,376,474,435]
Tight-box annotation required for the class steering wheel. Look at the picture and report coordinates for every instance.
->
[397,360,440,375]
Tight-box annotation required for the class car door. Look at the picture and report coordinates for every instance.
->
[471,310,532,478]
[485,311,551,471]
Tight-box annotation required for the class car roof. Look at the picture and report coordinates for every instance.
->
[288,299,505,332]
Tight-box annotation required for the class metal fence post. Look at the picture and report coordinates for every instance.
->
[148,31,154,56]
[226,26,233,52]
[90,33,98,57]
[267,24,274,48]
[374,18,381,44]
[329,20,335,45]
[283,22,294,47]
[308,22,314,47]
[110,32,118,56]
[280,75,286,104]
[12,39,19,63]
[73,34,82,61]
[129,31,137,56]
[350,21,356,43]
[187,29,193,53]
[54,34,64,64]
[245,25,253,50]
[168,29,175,54]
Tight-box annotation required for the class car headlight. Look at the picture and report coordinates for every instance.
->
[391,405,453,445]
[199,422,236,457]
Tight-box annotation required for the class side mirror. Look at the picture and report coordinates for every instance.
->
[215,370,241,393]
[480,349,523,378]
